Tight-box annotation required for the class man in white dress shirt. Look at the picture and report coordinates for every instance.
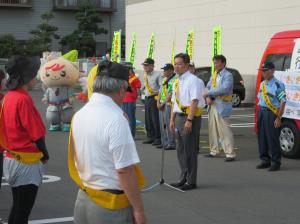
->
[170,53,206,191]
[71,61,147,224]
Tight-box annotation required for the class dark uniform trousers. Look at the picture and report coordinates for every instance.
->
[258,107,281,166]
[0,153,2,188]
[145,96,161,140]
[175,115,202,185]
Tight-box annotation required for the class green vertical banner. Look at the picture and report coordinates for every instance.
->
[185,29,195,61]
[147,32,155,59]
[171,39,176,65]
[211,25,222,75]
[111,30,121,63]
[128,32,137,65]
[110,32,116,62]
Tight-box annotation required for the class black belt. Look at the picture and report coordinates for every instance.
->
[102,189,124,195]
[145,94,158,99]
[176,113,187,117]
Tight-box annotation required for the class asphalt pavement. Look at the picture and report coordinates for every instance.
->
[1,90,300,224]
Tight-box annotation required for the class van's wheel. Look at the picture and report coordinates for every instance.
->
[280,120,300,158]
[232,93,241,107]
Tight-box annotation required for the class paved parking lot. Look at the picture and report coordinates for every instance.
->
[1,90,300,224]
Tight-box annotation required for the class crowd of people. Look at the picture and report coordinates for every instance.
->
[0,52,286,224]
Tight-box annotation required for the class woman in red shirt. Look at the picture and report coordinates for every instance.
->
[0,69,5,191]
[121,62,141,137]
[0,56,49,224]
[0,69,5,224]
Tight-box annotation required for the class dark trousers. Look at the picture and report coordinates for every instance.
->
[159,105,175,147]
[0,154,2,189]
[145,97,161,140]
[175,115,202,185]
[257,108,281,166]
[122,102,137,137]
[8,184,39,224]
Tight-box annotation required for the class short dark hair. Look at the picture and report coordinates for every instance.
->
[0,69,5,81]
[174,53,190,64]
[213,55,227,65]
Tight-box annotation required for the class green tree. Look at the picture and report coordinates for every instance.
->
[0,34,24,58]
[26,12,60,56]
[60,2,108,57]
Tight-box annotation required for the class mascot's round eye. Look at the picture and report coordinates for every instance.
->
[60,71,66,77]
[45,73,50,77]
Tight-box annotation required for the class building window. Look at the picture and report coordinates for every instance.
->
[99,0,111,8]
[53,0,115,12]
[0,0,32,8]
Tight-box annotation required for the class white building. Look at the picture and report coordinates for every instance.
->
[126,0,300,103]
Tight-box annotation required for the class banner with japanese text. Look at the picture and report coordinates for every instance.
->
[111,30,121,63]
[128,32,137,65]
[211,26,222,75]
[171,39,176,65]
[147,32,155,59]
[185,29,194,61]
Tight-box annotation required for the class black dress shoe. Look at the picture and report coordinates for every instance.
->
[225,157,235,162]
[152,139,162,146]
[180,183,197,191]
[204,154,216,158]
[256,162,271,169]
[143,139,154,144]
[156,145,163,149]
[170,181,186,188]
[165,146,176,150]
[268,165,280,172]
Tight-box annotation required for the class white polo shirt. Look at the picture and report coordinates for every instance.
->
[72,93,140,190]
[172,71,206,113]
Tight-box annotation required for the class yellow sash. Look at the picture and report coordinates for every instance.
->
[68,125,145,210]
[174,79,203,117]
[0,97,43,164]
[129,75,138,84]
[162,83,172,106]
[211,71,233,102]
[144,74,158,100]
[163,83,168,98]
[87,65,99,100]
[262,81,279,115]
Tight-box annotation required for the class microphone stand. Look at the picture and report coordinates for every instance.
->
[142,104,185,193]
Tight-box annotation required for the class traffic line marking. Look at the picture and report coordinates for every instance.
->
[3,217,74,224]
[201,146,238,150]
[233,108,250,111]
[28,217,74,224]
[230,123,254,128]
[1,175,61,187]
[202,114,254,119]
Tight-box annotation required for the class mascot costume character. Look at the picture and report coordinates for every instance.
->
[40,50,79,132]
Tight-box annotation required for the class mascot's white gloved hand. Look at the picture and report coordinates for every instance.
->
[42,96,49,104]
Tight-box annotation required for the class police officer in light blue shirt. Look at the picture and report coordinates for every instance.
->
[257,62,286,171]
